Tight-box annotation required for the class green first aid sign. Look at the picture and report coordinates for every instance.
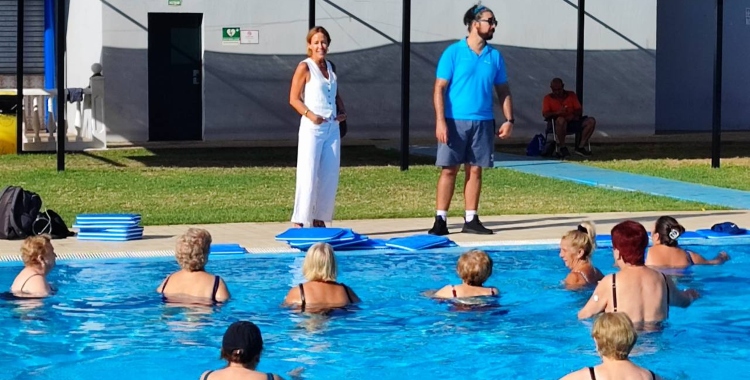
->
[222,27,241,45]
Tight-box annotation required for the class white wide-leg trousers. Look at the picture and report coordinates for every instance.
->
[291,119,341,225]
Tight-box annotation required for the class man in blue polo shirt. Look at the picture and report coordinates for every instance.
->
[428,3,514,236]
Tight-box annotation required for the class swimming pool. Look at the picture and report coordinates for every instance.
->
[1,243,748,379]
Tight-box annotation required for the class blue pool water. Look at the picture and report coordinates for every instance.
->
[1,244,749,380]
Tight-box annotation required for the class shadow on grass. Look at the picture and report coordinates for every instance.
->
[499,140,750,161]
[125,146,435,168]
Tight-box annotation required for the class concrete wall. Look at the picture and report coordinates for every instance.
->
[656,0,750,133]
[81,0,660,142]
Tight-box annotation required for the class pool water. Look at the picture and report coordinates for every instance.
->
[1,244,749,380]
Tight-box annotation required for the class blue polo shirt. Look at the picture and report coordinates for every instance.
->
[436,38,508,121]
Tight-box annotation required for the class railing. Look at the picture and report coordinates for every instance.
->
[19,64,106,151]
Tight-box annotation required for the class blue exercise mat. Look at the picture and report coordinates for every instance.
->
[73,226,144,234]
[695,228,749,239]
[335,238,389,250]
[275,228,347,242]
[385,235,455,251]
[75,214,141,226]
[77,232,143,239]
[77,235,143,241]
[73,223,143,230]
[210,244,248,254]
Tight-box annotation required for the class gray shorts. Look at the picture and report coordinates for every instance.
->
[435,119,495,167]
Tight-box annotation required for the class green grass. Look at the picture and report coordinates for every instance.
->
[0,146,723,226]
[501,140,750,191]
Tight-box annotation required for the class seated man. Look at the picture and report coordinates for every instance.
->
[542,78,596,157]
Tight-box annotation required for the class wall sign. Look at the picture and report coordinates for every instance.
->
[240,30,260,44]
[222,27,241,45]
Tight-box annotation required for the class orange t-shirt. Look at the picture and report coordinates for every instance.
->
[542,91,582,121]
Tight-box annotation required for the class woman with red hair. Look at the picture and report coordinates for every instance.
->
[578,220,699,326]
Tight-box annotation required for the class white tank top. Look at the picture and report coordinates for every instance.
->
[302,58,337,119]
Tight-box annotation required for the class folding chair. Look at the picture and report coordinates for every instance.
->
[544,117,591,156]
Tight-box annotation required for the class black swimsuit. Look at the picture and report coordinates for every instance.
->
[611,273,670,313]
[588,366,655,380]
[451,285,496,297]
[202,370,275,380]
[160,274,221,303]
[298,282,354,312]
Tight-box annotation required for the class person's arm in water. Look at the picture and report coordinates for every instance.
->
[689,250,730,265]
[667,276,699,308]
[578,275,610,319]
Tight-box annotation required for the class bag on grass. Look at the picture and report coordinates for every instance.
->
[0,186,42,240]
[32,209,75,239]
[526,134,546,156]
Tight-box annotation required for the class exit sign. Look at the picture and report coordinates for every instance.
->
[168,0,181,5]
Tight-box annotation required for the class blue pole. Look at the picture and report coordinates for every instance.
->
[44,0,55,126]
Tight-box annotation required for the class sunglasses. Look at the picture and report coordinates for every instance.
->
[477,18,498,26]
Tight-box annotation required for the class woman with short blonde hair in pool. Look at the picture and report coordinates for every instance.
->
[156,228,230,304]
[283,243,360,312]
[10,235,57,297]
[560,312,662,380]
[559,222,603,288]
[646,215,729,268]
[434,250,498,298]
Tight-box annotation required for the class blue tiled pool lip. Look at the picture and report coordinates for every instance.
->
[1,237,749,266]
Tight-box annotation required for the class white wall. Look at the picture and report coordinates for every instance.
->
[73,0,659,142]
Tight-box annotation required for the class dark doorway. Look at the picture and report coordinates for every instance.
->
[148,13,203,141]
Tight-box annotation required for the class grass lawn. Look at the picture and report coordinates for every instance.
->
[501,140,750,191]
[0,145,723,226]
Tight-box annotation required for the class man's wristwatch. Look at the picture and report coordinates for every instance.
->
[506,118,515,124]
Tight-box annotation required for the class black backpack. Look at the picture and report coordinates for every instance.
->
[32,209,75,239]
[0,186,43,240]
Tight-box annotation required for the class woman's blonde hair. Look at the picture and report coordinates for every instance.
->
[175,228,212,271]
[306,26,331,57]
[592,312,637,360]
[456,250,493,286]
[21,235,51,267]
[302,243,337,282]
[562,221,597,260]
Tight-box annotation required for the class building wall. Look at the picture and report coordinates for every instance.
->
[84,0,660,142]
[656,0,750,133]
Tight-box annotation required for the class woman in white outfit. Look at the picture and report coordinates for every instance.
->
[289,26,347,228]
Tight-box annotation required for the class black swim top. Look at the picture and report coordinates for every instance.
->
[451,285,497,298]
[160,274,221,303]
[202,370,275,380]
[588,366,655,380]
[298,282,354,312]
[611,273,670,313]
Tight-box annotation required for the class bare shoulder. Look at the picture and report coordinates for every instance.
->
[296,61,310,73]
[283,286,301,305]
[559,368,588,380]
[432,285,453,299]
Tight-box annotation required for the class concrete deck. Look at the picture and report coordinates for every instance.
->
[1,210,747,262]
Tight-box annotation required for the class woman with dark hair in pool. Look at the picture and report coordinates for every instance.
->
[559,222,603,289]
[9,235,57,298]
[561,312,662,380]
[578,220,699,325]
[200,321,284,380]
[645,216,729,268]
